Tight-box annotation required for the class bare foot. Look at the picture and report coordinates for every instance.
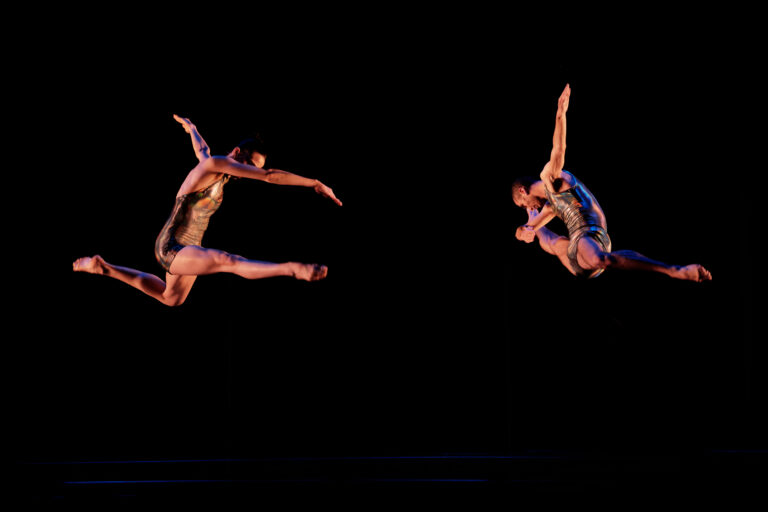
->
[72,255,106,275]
[290,262,328,281]
[672,264,712,282]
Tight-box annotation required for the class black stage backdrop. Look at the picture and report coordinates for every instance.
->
[10,20,757,479]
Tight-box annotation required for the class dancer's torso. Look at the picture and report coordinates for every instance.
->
[166,175,228,246]
[544,171,607,237]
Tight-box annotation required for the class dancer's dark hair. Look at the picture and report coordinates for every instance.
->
[233,133,268,164]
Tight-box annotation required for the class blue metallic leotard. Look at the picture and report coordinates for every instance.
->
[544,172,611,279]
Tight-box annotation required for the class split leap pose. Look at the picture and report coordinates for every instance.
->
[512,84,711,282]
[73,115,342,306]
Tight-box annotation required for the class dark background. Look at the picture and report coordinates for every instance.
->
[11,15,757,480]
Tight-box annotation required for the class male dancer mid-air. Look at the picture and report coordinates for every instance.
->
[512,84,711,282]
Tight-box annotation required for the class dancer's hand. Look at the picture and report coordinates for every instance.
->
[314,180,343,206]
[516,225,536,243]
[173,114,195,134]
[556,84,570,117]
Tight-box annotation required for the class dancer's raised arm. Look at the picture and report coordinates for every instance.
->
[174,114,211,161]
[540,83,570,192]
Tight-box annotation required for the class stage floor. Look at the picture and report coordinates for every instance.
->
[17,450,765,503]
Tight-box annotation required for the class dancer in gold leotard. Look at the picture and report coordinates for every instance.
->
[73,115,342,306]
[512,84,711,282]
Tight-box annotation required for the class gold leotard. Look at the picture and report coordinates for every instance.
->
[544,173,612,279]
[154,176,228,274]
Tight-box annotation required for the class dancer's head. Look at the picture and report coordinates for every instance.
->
[511,176,545,209]
[230,134,268,168]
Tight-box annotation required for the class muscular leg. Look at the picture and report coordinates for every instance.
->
[72,246,326,306]
[535,227,578,276]
[72,255,196,306]
[169,246,328,281]
[525,208,577,275]
[576,237,712,282]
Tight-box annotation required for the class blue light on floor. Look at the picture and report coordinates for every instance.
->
[26,454,566,465]
[64,478,490,485]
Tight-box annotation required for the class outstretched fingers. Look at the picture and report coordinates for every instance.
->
[173,114,194,134]
[314,181,343,206]
[558,83,571,114]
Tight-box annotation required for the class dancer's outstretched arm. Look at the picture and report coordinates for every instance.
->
[174,114,211,161]
[206,157,343,206]
[540,84,570,192]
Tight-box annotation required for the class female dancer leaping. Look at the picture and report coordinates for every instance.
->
[73,115,342,306]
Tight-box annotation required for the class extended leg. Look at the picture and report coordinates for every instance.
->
[576,238,712,282]
[72,255,196,306]
[73,246,325,305]
[169,245,328,281]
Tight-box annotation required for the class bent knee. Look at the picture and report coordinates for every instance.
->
[579,250,614,270]
[595,252,618,269]
[162,294,186,307]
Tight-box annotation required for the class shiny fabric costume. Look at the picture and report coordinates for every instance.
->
[155,175,229,273]
[544,173,611,279]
